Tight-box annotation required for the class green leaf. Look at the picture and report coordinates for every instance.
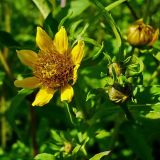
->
[6,89,33,128]
[92,0,122,48]
[153,52,160,61]
[0,31,20,48]
[126,55,144,76]
[58,12,73,30]
[86,91,96,101]
[50,130,62,143]
[43,13,58,36]
[89,151,111,160]
[32,0,50,19]
[34,153,55,160]
[121,122,154,160]
[68,0,90,18]
[105,0,127,11]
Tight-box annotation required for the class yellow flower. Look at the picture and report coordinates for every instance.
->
[127,19,159,46]
[14,26,85,106]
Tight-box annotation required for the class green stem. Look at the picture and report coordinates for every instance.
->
[29,106,38,156]
[125,1,138,20]
[0,96,7,149]
[120,103,134,122]
[92,0,122,48]
[64,102,75,125]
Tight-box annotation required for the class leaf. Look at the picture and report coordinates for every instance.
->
[86,91,96,101]
[34,153,55,160]
[105,0,127,11]
[68,0,90,18]
[43,13,59,36]
[50,130,62,143]
[145,111,160,119]
[121,122,154,160]
[58,12,73,30]
[92,0,122,48]
[6,89,33,128]
[89,151,111,160]
[0,71,5,85]
[0,31,20,48]
[32,0,50,19]
[126,55,144,76]
[153,52,160,61]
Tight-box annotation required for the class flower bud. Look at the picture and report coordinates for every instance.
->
[127,19,159,46]
[108,63,122,77]
[107,86,130,103]
[64,142,72,153]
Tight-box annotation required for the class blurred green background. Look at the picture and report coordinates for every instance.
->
[0,0,160,159]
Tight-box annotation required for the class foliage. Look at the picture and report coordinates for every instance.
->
[0,0,160,160]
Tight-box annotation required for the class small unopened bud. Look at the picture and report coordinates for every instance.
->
[107,86,129,103]
[108,63,122,77]
[64,142,72,153]
[127,19,159,46]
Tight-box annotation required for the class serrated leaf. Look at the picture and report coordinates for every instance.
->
[34,153,55,160]
[89,151,111,160]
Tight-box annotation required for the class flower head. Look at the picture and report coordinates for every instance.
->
[127,19,159,46]
[14,27,84,106]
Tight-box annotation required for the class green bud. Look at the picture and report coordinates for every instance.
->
[108,63,122,77]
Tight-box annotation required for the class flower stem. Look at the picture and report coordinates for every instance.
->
[64,102,75,125]
[125,1,138,20]
[29,105,38,156]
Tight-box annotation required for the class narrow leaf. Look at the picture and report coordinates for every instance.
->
[89,151,111,160]
[105,0,127,11]
[34,153,55,160]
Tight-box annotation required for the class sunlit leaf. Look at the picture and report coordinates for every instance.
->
[89,151,111,160]
[34,153,55,160]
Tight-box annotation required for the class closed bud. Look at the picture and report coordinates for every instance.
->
[107,86,130,103]
[108,63,122,77]
[127,19,159,46]
[64,142,72,153]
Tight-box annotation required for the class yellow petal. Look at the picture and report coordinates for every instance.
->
[32,88,55,106]
[61,84,74,103]
[72,64,80,85]
[36,27,54,52]
[17,50,38,67]
[148,29,159,46]
[54,26,68,54]
[14,77,40,89]
[71,40,84,65]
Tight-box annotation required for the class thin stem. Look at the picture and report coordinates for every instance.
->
[120,103,134,122]
[65,102,75,125]
[125,1,138,20]
[29,105,38,156]
[0,96,7,149]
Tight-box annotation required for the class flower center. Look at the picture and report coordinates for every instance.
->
[33,51,74,90]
